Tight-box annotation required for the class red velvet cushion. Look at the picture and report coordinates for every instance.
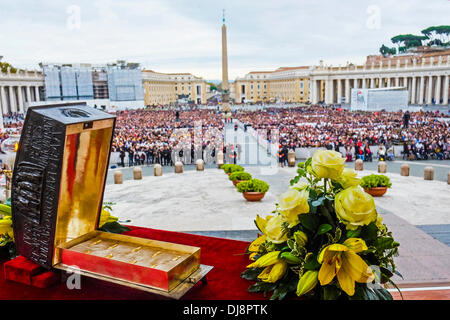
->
[4,256,43,285]
[31,270,60,288]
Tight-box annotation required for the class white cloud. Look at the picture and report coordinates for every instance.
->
[1,0,449,79]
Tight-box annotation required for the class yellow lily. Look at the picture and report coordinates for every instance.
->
[297,270,319,296]
[0,216,13,238]
[255,214,288,244]
[318,238,374,296]
[247,251,288,283]
[247,235,266,261]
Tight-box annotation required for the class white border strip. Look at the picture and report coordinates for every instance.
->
[388,286,450,292]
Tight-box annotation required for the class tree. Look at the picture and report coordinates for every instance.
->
[391,34,428,50]
[422,25,450,45]
[379,44,396,56]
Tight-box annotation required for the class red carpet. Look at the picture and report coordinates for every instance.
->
[0,226,266,300]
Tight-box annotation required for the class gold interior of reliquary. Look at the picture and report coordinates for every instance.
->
[68,234,192,271]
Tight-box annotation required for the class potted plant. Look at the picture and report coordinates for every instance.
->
[224,164,244,176]
[229,171,252,186]
[221,164,233,174]
[360,174,392,197]
[236,179,270,201]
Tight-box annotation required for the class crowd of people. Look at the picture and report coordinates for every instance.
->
[0,104,449,164]
[235,105,450,161]
[112,108,225,166]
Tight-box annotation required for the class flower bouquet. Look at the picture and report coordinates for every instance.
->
[241,150,401,300]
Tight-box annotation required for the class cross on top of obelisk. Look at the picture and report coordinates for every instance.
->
[222,9,225,24]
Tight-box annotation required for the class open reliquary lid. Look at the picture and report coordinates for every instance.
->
[11,102,116,268]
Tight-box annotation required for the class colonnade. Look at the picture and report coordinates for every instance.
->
[311,74,449,105]
[310,56,450,105]
[0,85,42,114]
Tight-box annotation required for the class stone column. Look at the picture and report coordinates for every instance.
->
[8,86,16,113]
[345,78,350,102]
[426,75,433,104]
[325,79,332,104]
[395,77,399,87]
[379,77,383,88]
[337,79,342,103]
[0,86,8,115]
[435,75,442,105]
[443,76,449,105]
[370,78,375,89]
[419,76,425,104]
[34,86,40,102]
[361,78,366,89]
[26,86,31,104]
[403,76,407,88]
[17,86,24,113]
[410,77,416,104]
[311,79,317,104]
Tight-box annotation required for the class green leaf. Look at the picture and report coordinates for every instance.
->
[248,282,277,293]
[361,223,378,242]
[303,255,321,270]
[98,221,131,234]
[387,278,404,300]
[323,285,341,300]
[316,224,332,236]
[373,287,393,300]
[380,267,394,284]
[346,228,361,238]
[241,268,264,281]
[311,197,325,207]
[287,239,296,251]
[351,286,393,300]
[375,237,398,250]
[298,214,319,232]
[394,270,404,279]
[304,158,312,168]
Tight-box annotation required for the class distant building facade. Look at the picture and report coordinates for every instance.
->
[142,70,207,106]
[234,48,450,106]
[234,67,311,104]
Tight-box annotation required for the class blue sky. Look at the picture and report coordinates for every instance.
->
[1,0,449,80]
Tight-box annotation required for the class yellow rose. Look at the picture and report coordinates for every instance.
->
[255,214,288,244]
[338,168,361,188]
[278,189,310,227]
[289,181,308,191]
[311,150,345,180]
[335,186,378,230]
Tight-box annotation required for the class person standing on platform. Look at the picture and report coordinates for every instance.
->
[119,148,125,167]
[128,149,134,166]
[403,111,410,129]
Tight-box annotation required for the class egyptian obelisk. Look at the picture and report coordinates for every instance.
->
[221,10,231,113]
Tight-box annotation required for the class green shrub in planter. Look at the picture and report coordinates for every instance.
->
[224,164,244,174]
[221,164,233,172]
[236,179,270,193]
[229,171,252,181]
[360,174,392,189]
